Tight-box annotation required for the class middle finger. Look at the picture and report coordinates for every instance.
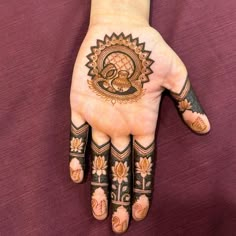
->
[110,137,131,234]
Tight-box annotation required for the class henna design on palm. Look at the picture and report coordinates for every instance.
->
[86,33,154,104]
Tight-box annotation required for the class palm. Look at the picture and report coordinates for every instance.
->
[70,26,186,139]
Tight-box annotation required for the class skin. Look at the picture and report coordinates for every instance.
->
[69,0,211,233]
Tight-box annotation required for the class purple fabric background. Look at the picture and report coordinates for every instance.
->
[1,0,235,235]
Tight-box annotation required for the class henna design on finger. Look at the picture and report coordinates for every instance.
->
[86,33,154,105]
[111,143,131,233]
[170,77,209,133]
[132,140,155,221]
[112,206,129,233]
[171,78,204,114]
[91,140,110,220]
[69,122,89,183]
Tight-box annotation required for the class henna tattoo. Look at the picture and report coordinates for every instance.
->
[188,116,208,133]
[132,140,155,221]
[69,122,89,183]
[112,206,129,233]
[171,78,204,114]
[111,143,131,233]
[91,140,110,220]
[86,33,154,104]
[170,77,208,133]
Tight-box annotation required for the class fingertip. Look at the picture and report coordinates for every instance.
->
[91,187,108,220]
[112,206,129,234]
[69,158,84,183]
[182,111,211,135]
[132,195,150,221]
[197,115,211,134]
[92,209,108,221]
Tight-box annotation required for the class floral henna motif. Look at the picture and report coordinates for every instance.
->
[136,157,153,179]
[178,99,192,112]
[91,140,110,220]
[111,144,131,233]
[86,33,154,104]
[132,140,155,221]
[70,137,84,152]
[69,122,89,183]
[92,155,108,181]
[170,78,204,114]
[112,161,129,184]
[170,77,209,133]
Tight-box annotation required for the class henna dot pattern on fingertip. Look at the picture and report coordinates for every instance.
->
[132,140,155,221]
[69,122,89,183]
[91,140,110,220]
[170,77,210,134]
[110,143,131,233]
[86,33,154,105]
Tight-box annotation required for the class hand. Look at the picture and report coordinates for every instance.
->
[69,2,210,233]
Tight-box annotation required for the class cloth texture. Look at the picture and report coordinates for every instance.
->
[0,0,235,235]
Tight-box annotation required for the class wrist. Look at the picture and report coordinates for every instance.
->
[89,0,150,27]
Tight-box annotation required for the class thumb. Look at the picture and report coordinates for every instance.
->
[164,74,210,134]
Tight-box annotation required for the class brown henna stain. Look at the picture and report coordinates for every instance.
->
[86,33,154,104]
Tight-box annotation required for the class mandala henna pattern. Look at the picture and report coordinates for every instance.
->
[111,143,131,232]
[91,140,110,220]
[86,33,154,104]
[132,140,155,221]
[69,122,89,183]
[170,77,208,133]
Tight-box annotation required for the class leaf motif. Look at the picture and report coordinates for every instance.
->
[136,180,141,185]
[122,186,128,192]
[112,184,117,190]
[146,181,151,187]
